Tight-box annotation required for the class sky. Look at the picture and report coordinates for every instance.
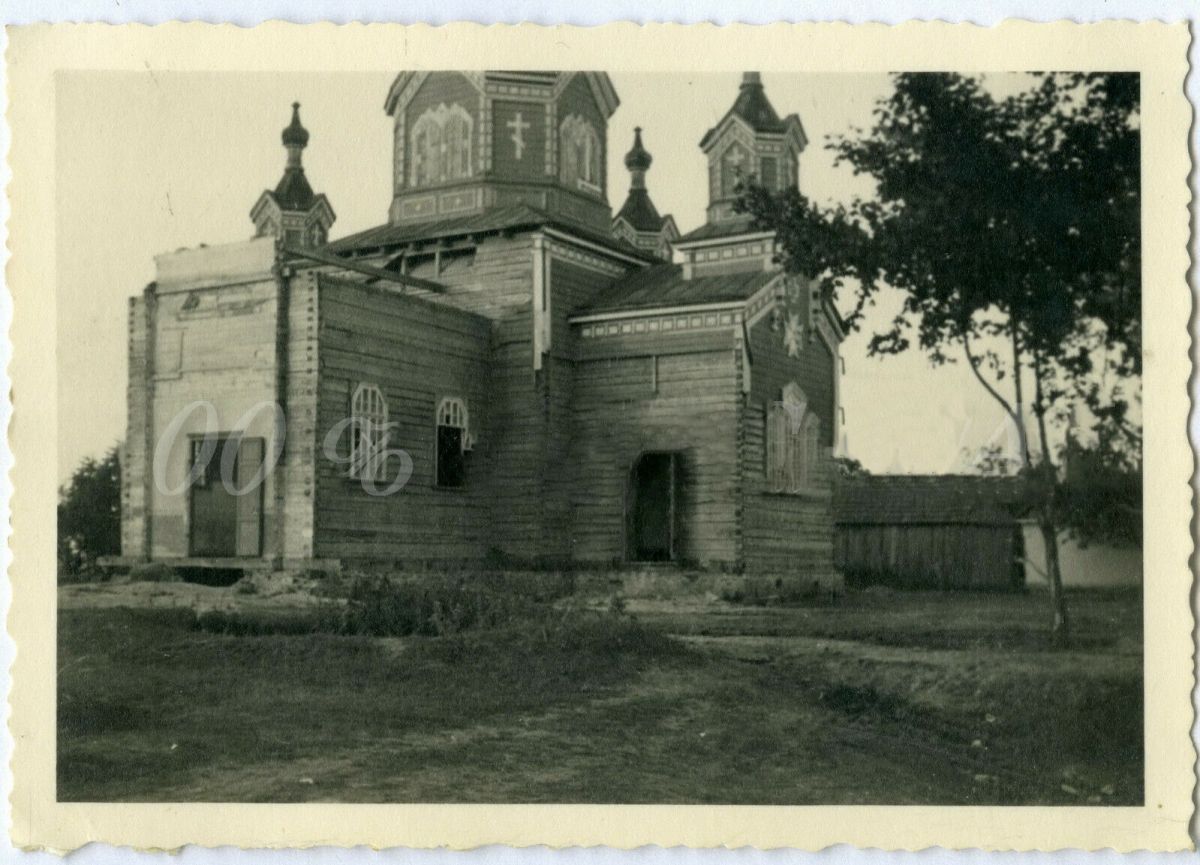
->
[56,70,1036,481]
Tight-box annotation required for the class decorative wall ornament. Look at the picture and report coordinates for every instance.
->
[506,111,531,160]
[783,311,804,358]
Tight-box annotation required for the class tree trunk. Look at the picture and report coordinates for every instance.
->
[1011,329,1031,465]
[1032,352,1070,648]
[1039,508,1070,647]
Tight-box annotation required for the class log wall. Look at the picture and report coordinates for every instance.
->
[569,342,740,566]
[739,298,841,584]
[312,274,493,565]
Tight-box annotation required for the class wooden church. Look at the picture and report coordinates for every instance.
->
[119,71,845,585]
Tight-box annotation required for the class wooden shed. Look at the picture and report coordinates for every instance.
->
[833,475,1028,591]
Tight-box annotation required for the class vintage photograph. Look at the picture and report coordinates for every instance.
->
[49,64,1150,808]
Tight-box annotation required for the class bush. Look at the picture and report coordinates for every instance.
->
[342,575,537,637]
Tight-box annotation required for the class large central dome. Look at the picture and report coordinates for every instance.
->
[384,71,620,231]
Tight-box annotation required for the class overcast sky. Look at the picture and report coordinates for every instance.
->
[56,70,1033,480]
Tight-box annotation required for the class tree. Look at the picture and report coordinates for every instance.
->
[58,446,122,579]
[740,73,1140,646]
[833,456,871,479]
[968,443,1023,477]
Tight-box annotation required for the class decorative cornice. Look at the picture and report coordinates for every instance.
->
[578,307,742,340]
[546,239,628,277]
[673,231,775,252]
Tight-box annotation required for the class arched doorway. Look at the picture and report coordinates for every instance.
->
[627,452,680,562]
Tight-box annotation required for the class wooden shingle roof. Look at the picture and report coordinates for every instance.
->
[323,205,652,261]
[581,264,777,314]
[833,475,1031,527]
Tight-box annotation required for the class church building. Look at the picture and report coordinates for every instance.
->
[118,71,845,585]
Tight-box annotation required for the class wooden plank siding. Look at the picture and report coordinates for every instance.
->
[543,257,628,561]
[326,233,548,560]
[311,274,493,566]
[568,346,741,566]
[834,524,1022,590]
[739,296,841,583]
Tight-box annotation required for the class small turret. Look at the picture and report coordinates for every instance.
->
[250,102,336,248]
[611,127,678,259]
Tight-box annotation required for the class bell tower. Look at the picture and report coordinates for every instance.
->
[250,103,336,247]
[674,73,809,279]
[699,72,807,224]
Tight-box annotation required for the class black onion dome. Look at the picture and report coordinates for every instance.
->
[281,102,309,148]
[624,127,652,172]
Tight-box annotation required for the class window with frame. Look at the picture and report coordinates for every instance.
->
[350,383,388,482]
[759,156,778,191]
[410,103,474,187]
[559,114,602,194]
[435,397,469,488]
[766,383,821,493]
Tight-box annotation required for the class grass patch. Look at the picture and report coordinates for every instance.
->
[58,587,1142,805]
[57,601,689,801]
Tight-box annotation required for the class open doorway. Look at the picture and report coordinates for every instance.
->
[628,452,680,562]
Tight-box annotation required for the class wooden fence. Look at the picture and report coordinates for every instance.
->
[834,522,1025,591]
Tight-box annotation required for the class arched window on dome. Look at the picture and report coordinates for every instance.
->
[443,110,472,181]
[410,103,473,186]
[559,115,602,195]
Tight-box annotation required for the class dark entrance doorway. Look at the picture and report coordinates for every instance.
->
[628,452,679,562]
[188,436,265,558]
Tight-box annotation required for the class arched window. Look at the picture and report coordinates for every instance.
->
[766,383,819,493]
[350,383,388,482]
[559,115,602,193]
[443,110,472,181]
[436,397,469,488]
[410,103,473,186]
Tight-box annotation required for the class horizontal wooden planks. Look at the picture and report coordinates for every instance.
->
[312,275,493,564]
[569,349,740,564]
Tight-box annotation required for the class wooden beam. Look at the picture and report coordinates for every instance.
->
[280,244,446,293]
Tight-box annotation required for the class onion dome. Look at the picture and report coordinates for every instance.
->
[281,102,309,148]
[624,127,653,174]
